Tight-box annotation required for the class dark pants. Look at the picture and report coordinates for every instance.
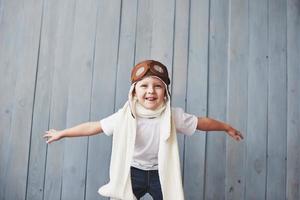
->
[130,167,163,200]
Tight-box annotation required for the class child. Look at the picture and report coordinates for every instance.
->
[43,60,243,200]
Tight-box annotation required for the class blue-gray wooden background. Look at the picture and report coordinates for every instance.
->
[0,0,299,199]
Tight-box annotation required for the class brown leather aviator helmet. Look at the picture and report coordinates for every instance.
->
[131,60,170,85]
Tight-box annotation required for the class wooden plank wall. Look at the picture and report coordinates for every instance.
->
[0,0,299,200]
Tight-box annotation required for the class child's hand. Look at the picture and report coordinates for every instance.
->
[226,127,244,141]
[43,129,62,144]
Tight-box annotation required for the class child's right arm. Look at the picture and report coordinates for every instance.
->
[43,121,103,144]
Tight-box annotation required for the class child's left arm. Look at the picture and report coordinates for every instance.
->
[197,117,244,141]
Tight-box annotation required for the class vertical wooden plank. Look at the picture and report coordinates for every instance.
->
[86,0,122,199]
[171,0,189,177]
[59,0,98,199]
[225,0,248,199]
[0,0,21,197]
[43,66,70,200]
[287,0,300,199]
[150,0,174,67]
[41,1,76,200]
[266,0,287,199]
[115,0,138,109]
[172,0,189,110]
[205,0,229,199]
[185,0,209,198]
[0,0,43,199]
[26,0,55,199]
[0,1,21,192]
[246,0,268,199]
[135,0,153,62]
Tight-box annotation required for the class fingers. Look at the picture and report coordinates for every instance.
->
[235,131,243,141]
[43,129,58,144]
[43,129,56,136]
[46,138,54,144]
[229,129,244,141]
[237,131,244,139]
[233,131,243,140]
[43,132,50,138]
[235,135,243,141]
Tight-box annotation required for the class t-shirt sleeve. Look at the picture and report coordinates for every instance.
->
[100,112,118,136]
[172,107,198,136]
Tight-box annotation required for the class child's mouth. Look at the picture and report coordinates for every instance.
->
[146,97,156,101]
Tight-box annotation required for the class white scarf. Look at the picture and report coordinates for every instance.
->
[98,83,185,200]
[135,101,166,118]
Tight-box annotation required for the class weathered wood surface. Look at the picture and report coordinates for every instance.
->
[184,0,209,199]
[0,0,299,199]
[287,0,300,200]
[226,0,248,199]
[267,0,287,199]
[246,0,269,199]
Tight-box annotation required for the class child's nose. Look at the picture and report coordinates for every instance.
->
[147,87,154,93]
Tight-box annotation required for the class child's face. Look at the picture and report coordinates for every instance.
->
[134,76,166,110]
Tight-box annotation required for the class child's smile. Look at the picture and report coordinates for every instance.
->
[134,76,166,110]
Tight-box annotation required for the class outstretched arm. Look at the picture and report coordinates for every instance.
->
[197,117,243,141]
[43,121,103,144]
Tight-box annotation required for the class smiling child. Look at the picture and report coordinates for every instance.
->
[43,60,243,200]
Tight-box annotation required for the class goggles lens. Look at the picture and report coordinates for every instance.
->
[135,66,146,77]
[134,64,164,78]
[153,65,164,73]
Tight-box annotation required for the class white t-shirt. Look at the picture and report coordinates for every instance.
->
[100,107,198,170]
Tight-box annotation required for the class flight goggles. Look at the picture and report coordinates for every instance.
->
[131,60,170,85]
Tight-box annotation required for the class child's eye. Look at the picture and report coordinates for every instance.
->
[140,84,147,88]
[154,85,163,88]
